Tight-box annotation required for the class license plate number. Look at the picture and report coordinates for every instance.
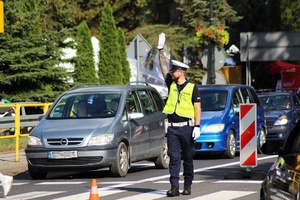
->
[48,151,77,159]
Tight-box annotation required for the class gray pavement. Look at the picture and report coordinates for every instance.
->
[0,150,28,176]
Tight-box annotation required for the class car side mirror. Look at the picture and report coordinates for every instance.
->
[38,115,44,121]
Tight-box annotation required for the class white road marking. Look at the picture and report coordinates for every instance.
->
[115,190,166,200]
[36,181,86,185]
[189,190,256,200]
[215,180,263,184]
[5,191,64,200]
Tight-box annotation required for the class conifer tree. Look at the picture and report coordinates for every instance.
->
[73,21,98,84]
[98,3,122,85]
[117,28,131,84]
[0,0,71,102]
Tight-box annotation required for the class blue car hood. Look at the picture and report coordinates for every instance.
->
[200,111,225,126]
[31,118,113,138]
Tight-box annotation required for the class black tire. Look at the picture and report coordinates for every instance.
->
[28,166,47,179]
[223,130,236,158]
[154,137,169,169]
[257,127,266,154]
[110,142,129,177]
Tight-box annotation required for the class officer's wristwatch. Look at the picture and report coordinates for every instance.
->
[194,125,200,127]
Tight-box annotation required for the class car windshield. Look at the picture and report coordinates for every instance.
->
[259,94,292,111]
[198,90,228,111]
[48,92,121,119]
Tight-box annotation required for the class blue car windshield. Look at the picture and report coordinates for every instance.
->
[48,93,121,119]
[199,90,228,111]
[259,95,291,111]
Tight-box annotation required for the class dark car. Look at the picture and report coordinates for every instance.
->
[260,120,300,200]
[196,84,267,158]
[258,92,300,146]
[25,82,169,179]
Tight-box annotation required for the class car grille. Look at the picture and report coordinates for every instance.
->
[47,138,84,146]
[29,157,103,166]
[266,121,274,126]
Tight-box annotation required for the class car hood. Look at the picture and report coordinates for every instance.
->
[31,118,114,138]
[264,110,289,118]
[200,111,225,126]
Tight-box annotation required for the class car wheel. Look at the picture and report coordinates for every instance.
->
[257,127,266,154]
[110,142,129,177]
[28,166,47,179]
[154,137,169,169]
[223,130,236,158]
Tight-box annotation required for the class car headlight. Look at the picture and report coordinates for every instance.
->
[88,134,114,145]
[27,136,42,146]
[203,124,225,133]
[274,116,288,125]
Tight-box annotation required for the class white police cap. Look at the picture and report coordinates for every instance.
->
[171,60,189,71]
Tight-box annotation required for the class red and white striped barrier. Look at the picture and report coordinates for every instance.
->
[239,104,257,167]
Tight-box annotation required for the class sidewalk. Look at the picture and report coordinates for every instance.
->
[0,150,28,176]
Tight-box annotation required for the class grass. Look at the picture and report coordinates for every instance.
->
[0,137,28,152]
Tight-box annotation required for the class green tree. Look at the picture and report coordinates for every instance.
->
[0,0,71,102]
[117,28,131,84]
[98,3,122,85]
[73,21,98,84]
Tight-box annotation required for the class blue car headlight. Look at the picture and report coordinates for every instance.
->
[274,116,288,125]
[203,124,225,133]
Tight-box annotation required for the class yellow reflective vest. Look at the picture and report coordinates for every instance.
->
[163,82,195,118]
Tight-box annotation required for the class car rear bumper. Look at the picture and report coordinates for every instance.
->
[25,147,117,171]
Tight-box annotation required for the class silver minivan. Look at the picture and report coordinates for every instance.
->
[25,82,169,179]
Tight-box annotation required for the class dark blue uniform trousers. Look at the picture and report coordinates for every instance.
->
[167,125,195,187]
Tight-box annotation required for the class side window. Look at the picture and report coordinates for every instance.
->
[240,88,252,103]
[126,91,141,114]
[293,95,300,107]
[249,89,261,106]
[232,90,243,108]
[137,90,155,115]
[150,90,165,111]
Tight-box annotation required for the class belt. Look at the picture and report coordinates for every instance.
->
[168,120,193,127]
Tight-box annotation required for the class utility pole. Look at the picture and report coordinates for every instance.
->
[209,0,215,84]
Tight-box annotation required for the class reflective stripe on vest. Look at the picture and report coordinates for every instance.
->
[163,82,194,118]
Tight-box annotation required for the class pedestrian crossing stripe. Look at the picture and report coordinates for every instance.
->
[188,190,256,200]
[5,191,64,200]
[36,181,86,185]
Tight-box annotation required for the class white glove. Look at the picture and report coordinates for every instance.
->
[192,126,200,140]
[157,32,166,49]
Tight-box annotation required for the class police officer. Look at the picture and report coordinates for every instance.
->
[157,33,201,197]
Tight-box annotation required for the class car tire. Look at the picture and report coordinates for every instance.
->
[154,137,169,169]
[28,166,47,179]
[223,130,236,158]
[257,127,266,154]
[110,142,129,177]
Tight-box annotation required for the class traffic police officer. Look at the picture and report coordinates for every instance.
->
[157,33,202,197]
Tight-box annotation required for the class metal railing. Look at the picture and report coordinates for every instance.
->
[0,103,52,161]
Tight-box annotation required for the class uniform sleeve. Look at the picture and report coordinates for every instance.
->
[192,85,201,103]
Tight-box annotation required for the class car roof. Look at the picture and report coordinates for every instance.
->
[64,82,157,94]
[257,91,294,96]
[198,84,254,90]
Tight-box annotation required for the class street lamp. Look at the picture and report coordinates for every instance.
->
[209,0,215,84]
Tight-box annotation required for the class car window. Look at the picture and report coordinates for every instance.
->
[126,91,142,114]
[150,90,165,111]
[293,95,300,107]
[240,88,252,103]
[198,90,227,111]
[137,90,155,115]
[48,93,121,119]
[232,90,243,108]
[259,95,292,111]
[249,89,261,106]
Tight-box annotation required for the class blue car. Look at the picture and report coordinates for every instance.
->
[258,92,300,147]
[196,85,267,158]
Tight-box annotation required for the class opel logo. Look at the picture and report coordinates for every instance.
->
[60,138,68,145]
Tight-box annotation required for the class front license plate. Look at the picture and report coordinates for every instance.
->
[48,151,77,159]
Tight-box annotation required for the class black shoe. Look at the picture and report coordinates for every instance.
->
[181,185,191,195]
[166,186,180,197]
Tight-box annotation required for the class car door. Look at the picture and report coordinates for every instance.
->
[126,91,150,161]
[268,122,300,199]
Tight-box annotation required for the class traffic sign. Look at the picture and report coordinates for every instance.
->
[0,1,3,33]
[239,104,257,168]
